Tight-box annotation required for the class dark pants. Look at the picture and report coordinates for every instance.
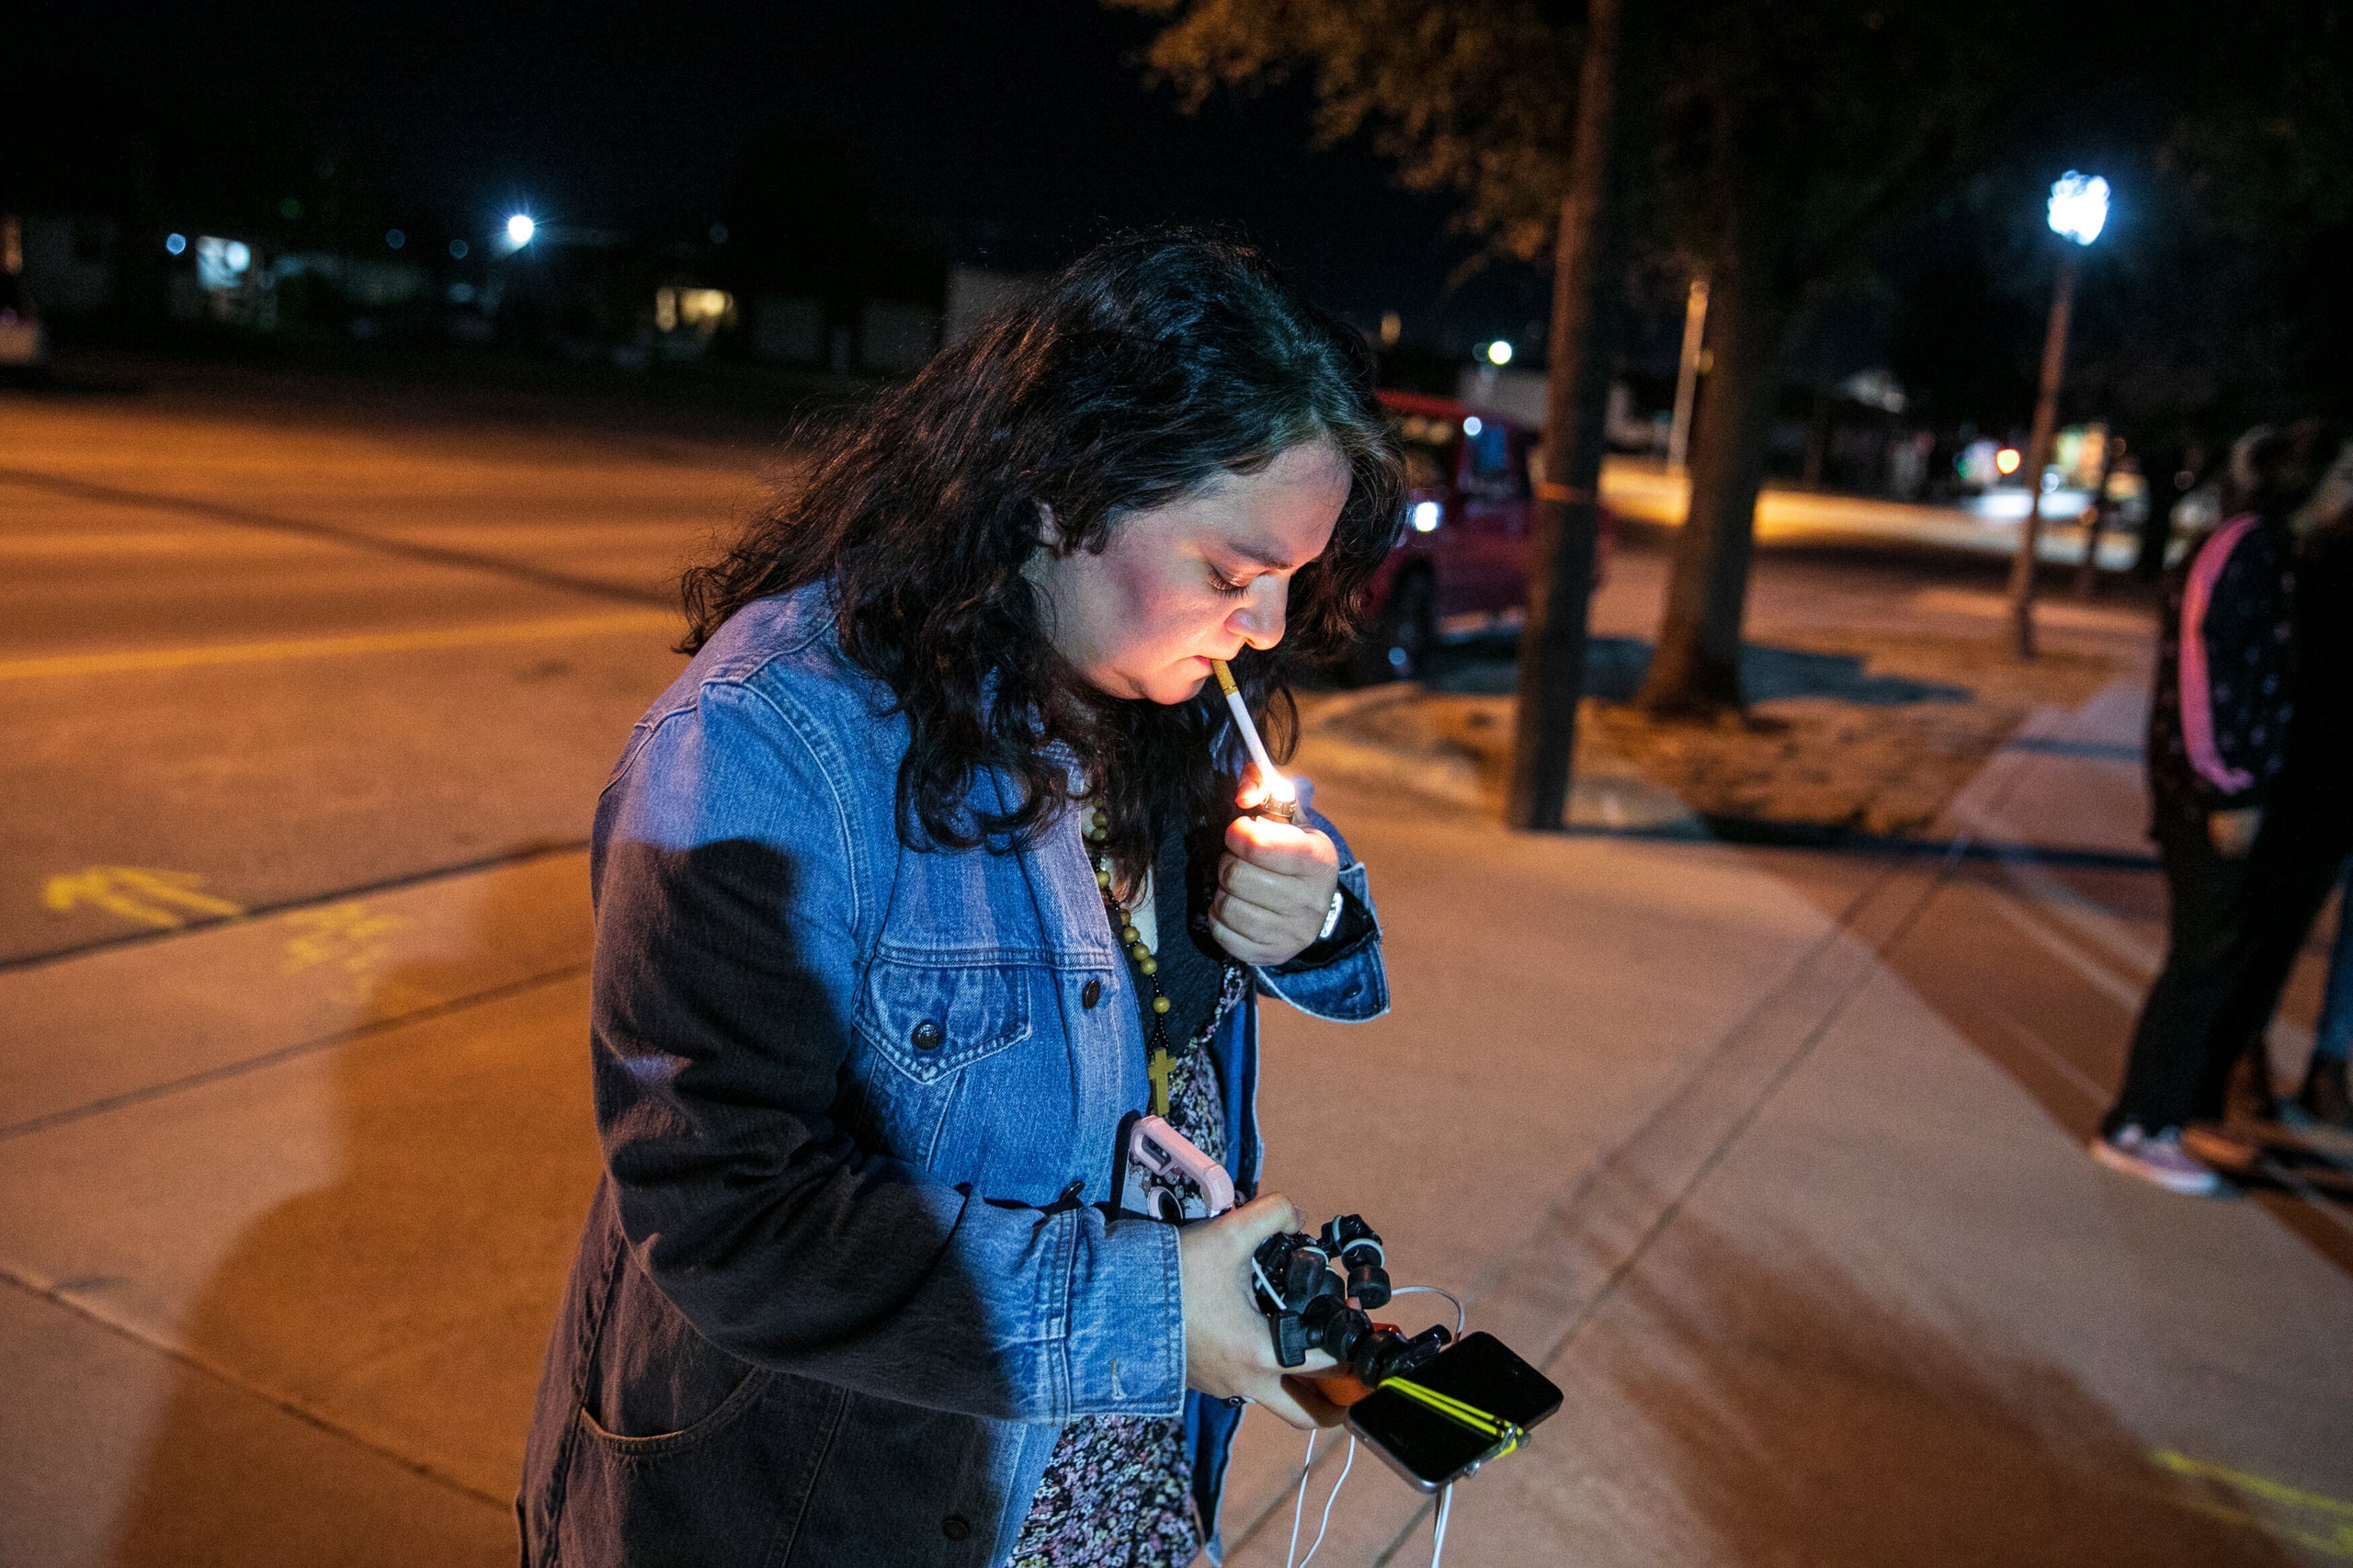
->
[2217,767,2353,1080]
[2106,816,2269,1134]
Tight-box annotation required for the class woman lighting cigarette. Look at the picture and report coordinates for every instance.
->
[1212,658,1298,820]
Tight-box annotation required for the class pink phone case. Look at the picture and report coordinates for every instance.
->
[1121,1114,1235,1221]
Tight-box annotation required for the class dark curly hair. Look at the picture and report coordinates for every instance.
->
[680,233,1404,891]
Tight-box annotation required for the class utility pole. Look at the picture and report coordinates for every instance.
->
[1506,0,1631,830]
[2006,172,2109,658]
[2005,251,2076,658]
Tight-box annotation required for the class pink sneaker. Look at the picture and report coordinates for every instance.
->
[2090,1124,2223,1197]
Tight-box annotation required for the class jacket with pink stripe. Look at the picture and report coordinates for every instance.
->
[2146,511,2297,829]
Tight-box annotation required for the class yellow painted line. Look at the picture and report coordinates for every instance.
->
[2154,1449,2353,1521]
[43,868,248,930]
[0,609,680,682]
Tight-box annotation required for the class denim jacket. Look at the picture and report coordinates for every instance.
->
[517,585,1389,1567]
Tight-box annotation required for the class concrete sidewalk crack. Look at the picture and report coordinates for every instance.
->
[0,961,589,1142]
[0,1267,512,1514]
[1348,703,2072,1566]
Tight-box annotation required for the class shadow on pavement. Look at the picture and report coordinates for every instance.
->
[1427,635,1973,708]
[1877,867,2353,1284]
[108,868,587,1565]
[1607,1220,2311,1566]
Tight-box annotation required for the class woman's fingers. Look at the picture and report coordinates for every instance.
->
[1219,854,1323,913]
[1212,886,1297,940]
[1208,913,1281,965]
[1224,813,1337,876]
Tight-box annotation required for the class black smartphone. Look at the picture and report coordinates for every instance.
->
[1345,1332,1563,1493]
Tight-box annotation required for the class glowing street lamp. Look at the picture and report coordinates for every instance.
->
[2006,171,2109,657]
[505,213,537,249]
[1485,339,1514,367]
[2046,172,2109,245]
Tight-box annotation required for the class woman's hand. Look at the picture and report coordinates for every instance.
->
[1211,784,1342,967]
[1178,1193,1345,1430]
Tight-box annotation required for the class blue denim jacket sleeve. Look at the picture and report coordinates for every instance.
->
[589,680,1184,1424]
[1250,798,1389,1021]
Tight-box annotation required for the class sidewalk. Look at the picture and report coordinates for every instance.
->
[1233,676,2353,1565]
[3,676,2348,1565]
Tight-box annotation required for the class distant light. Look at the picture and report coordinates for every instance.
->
[709,222,729,244]
[1995,447,2022,476]
[165,233,187,256]
[506,214,537,246]
[194,236,252,291]
[1462,416,1483,437]
[1411,500,1441,532]
[449,238,470,259]
[386,229,405,250]
[1485,339,1514,366]
[2047,171,2109,246]
[657,285,736,335]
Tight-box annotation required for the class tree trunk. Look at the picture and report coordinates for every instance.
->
[1505,0,1629,831]
[1636,254,1784,717]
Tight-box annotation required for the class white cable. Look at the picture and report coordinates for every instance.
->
[1283,1428,1317,1568]
[1388,1284,1468,1336]
[1387,1288,1464,1566]
[1296,1434,1356,1567]
[1273,1282,1466,1568]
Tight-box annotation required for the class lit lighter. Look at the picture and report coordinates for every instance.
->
[1211,659,1298,823]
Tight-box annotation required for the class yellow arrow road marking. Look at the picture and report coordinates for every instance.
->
[0,609,679,682]
[42,868,248,929]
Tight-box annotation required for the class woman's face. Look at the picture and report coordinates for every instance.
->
[1029,439,1351,704]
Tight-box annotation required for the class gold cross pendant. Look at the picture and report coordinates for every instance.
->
[1147,1047,1174,1119]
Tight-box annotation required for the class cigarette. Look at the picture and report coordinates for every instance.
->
[1211,659,1298,821]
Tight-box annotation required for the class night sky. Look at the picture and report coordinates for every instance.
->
[19,0,1552,350]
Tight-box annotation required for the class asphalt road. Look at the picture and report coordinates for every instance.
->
[0,369,774,967]
[0,359,2150,971]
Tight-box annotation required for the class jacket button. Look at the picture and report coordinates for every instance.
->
[1081,978,1103,1010]
[941,1515,972,1541]
[911,1020,944,1051]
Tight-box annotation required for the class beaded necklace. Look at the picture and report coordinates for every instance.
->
[1085,801,1176,1119]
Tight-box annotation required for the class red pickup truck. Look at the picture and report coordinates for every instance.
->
[1347,390,1615,683]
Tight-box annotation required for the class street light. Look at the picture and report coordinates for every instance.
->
[505,213,537,248]
[2005,171,2109,657]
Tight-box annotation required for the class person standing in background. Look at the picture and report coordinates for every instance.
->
[2294,887,2353,1125]
[2222,437,2353,1129]
[2091,423,2334,1195]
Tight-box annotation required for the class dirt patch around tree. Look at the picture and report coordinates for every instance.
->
[1296,631,2131,838]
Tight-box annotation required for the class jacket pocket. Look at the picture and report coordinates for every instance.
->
[577,1364,775,1459]
[853,953,1035,1085]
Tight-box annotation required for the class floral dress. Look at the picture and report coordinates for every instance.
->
[1010,818,1251,1568]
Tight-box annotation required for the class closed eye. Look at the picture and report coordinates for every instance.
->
[1207,566,1252,597]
